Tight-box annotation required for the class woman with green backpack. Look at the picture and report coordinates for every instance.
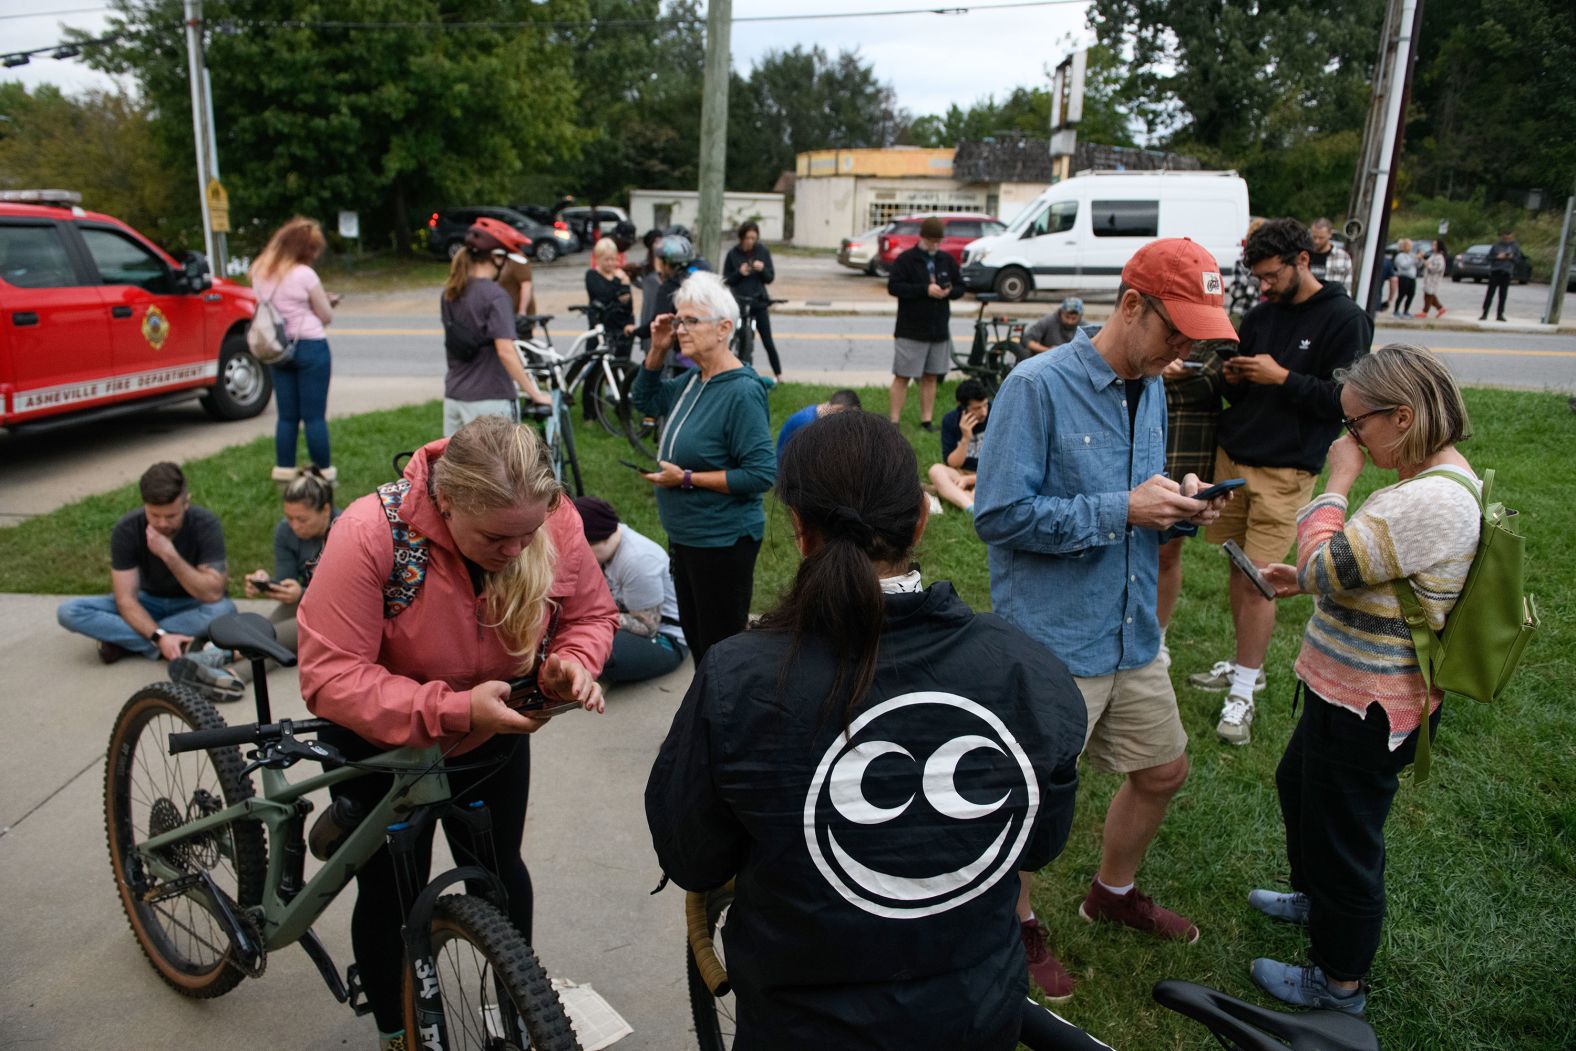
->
[1246,344,1479,1016]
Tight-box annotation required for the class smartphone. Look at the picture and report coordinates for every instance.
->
[506,676,582,716]
[1193,477,1246,502]
[1223,539,1280,600]
[618,458,657,473]
[1180,360,1206,371]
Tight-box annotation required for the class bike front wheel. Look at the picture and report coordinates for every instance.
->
[104,682,266,998]
[685,885,736,1051]
[618,364,662,460]
[589,360,633,439]
[404,894,577,1051]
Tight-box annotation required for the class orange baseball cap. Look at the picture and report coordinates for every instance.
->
[1121,238,1239,343]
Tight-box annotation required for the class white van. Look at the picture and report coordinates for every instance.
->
[960,170,1250,301]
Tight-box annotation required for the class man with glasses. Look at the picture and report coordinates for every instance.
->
[975,238,1238,1002]
[1190,218,1370,745]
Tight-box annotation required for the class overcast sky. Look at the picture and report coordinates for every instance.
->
[1,0,1094,119]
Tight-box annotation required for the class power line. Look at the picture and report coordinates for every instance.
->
[0,6,109,20]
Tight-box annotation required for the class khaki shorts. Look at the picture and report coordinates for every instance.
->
[1076,657,1188,774]
[1203,447,1318,564]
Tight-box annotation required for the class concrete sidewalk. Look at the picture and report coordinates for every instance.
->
[0,593,699,1049]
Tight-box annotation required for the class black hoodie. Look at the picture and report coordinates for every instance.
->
[1216,280,1371,473]
[647,582,1085,1050]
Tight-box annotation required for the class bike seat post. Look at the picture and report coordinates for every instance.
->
[252,667,273,724]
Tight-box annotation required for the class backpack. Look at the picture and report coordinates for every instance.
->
[1392,468,1537,781]
[377,480,431,619]
[246,292,296,365]
[440,296,492,364]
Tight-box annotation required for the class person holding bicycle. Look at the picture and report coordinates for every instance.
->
[297,416,618,1051]
[631,270,775,665]
[585,237,636,358]
[723,220,783,382]
[440,218,550,436]
[647,409,1086,1049]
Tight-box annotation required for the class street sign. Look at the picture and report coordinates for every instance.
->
[1439,219,1450,235]
[338,210,360,239]
[206,179,229,233]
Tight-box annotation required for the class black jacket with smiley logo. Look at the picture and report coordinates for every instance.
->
[646,582,1085,1050]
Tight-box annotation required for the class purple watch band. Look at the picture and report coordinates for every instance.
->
[681,469,693,490]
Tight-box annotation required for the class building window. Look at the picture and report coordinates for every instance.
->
[866,199,988,228]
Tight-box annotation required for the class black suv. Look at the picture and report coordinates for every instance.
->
[424,206,577,264]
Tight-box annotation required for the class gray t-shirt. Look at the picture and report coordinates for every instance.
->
[1023,313,1079,353]
[603,524,684,643]
[271,509,339,586]
[442,279,517,401]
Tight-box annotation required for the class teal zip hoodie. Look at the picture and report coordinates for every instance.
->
[633,365,776,547]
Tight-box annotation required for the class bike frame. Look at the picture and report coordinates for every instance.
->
[135,744,452,951]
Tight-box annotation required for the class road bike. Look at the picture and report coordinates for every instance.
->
[683,882,1379,1051]
[729,294,787,376]
[105,612,578,1050]
[516,305,641,440]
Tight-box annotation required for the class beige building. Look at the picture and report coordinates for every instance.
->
[791,145,1051,248]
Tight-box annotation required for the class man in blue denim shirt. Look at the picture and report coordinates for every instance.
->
[975,238,1238,1001]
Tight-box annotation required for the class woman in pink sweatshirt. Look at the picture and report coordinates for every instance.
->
[297,415,618,1049]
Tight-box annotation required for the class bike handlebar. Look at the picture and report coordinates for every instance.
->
[169,717,336,755]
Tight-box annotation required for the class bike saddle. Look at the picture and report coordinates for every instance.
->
[207,612,297,667]
[522,313,555,325]
[1152,980,1378,1051]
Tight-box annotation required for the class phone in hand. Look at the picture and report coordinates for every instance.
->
[506,676,582,716]
[1180,360,1206,371]
[1192,477,1246,502]
[618,458,657,473]
[1223,539,1279,600]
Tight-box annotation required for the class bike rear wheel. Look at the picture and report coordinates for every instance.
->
[686,885,736,1051]
[104,683,265,998]
[556,401,584,497]
[619,364,661,460]
[405,894,577,1051]
[589,359,633,439]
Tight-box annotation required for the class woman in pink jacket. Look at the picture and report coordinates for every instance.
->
[298,415,618,1050]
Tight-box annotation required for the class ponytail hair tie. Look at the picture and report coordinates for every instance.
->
[826,505,875,547]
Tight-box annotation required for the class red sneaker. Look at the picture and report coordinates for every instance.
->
[1020,917,1074,1001]
[1078,879,1199,944]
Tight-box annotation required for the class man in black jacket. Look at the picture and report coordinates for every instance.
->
[1190,218,1371,745]
[888,216,965,429]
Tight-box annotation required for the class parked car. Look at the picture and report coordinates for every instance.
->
[838,223,893,276]
[961,170,1250,301]
[425,206,578,264]
[1452,243,1532,284]
[876,214,1005,275]
[0,189,269,433]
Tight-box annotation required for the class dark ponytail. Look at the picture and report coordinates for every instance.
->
[757,410,923,729]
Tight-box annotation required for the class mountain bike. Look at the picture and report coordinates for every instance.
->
[683,883,1379,1051]
[516,330,600,498]
[105,612,578,1050]
[951,293,1029,394]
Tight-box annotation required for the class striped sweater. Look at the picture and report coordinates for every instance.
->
[1292,466,1481,749]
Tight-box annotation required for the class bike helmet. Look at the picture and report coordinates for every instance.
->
[465,217,531,264]
[612,219,638,250]
[655,233,694,267]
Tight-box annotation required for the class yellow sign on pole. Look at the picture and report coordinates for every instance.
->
[206,179,230,233]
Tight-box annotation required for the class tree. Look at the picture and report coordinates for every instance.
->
[78,0,584,250]
[0,83,191,248]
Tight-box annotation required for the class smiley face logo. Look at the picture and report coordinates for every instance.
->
[803,691,1039,919]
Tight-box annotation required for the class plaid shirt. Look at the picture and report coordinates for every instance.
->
[1312,245,1353,295]
[1163,344,1225,482]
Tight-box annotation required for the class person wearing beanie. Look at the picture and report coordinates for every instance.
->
[1022,296,1087,355]
[975,237,1238,1002]
[574,496,688,684]
[887,215,965,430]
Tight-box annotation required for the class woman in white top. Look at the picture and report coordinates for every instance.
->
[1416,239,1448,318]
[250,217,339,484]
[1391,239,1418,317]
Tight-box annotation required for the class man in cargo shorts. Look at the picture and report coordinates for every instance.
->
[887,216,965,430]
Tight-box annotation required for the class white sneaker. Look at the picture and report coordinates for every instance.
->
[927,494,944,515]
[1187,660,1267,692]
[1217,693,1255,745]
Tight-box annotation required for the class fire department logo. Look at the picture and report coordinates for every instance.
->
[141,305,170,350]
[803,691,1039,919]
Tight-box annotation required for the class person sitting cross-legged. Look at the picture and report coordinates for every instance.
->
[573,496,689,684]
[57,461,237,669]
[927,379,990,514]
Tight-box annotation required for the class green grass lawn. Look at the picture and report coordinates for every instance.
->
[3,384,1571,1049]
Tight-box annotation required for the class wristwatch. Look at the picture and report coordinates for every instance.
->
[681,469,694,490]
[149,628,167,646]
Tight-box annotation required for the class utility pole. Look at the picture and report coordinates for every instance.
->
[183,0,215,263]
[1543,176,1574,326]
[1348,0,1423,315]
[696,0,731,264]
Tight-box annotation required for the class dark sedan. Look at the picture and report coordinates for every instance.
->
[425,205,579,263]
[1452,243,1532,284]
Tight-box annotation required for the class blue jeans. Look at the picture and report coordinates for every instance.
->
[601,629,687,684]
[272,337,332,467]
[57,591,237,658]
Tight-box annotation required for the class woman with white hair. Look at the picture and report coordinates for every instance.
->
[631,270,775,663]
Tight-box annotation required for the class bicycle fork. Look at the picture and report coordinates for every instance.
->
[389,800,510,1051]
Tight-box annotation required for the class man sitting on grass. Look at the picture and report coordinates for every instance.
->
[775,389,861,462]
[56,461,237,671]
[927,380,989,514]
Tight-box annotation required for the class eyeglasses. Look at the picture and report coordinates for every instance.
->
[672,315,722,331]
[1140,295,1189,346]
[1341,405,1397,440]
[1251,259,1296,286]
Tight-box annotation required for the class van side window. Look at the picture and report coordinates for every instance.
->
[79,227,175,293]
[0,224,80,289]
[1091,200,1159,238]
[1028,202,1077,237]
